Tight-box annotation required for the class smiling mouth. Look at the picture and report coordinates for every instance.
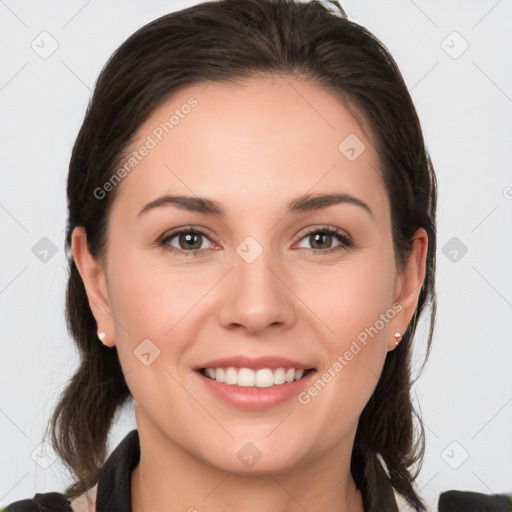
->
[198,367,316,388]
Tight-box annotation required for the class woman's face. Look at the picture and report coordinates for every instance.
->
[75,76,427,475]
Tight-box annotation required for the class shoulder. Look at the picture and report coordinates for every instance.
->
[2,492,72,512]
[438,490,512,512]
[393,489,512,512]
[2,484,97,512]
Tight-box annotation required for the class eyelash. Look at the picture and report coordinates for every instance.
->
[159,225,352,257]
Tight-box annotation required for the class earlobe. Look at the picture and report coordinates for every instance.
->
[389,227,429,351]
[70,227,116,347]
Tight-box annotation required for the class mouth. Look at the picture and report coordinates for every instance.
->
[197,366,316,388]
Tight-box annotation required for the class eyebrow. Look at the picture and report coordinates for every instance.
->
[138,192,374,219]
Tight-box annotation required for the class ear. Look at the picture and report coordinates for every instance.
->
[71,226,116,347]
[388,227,429,351]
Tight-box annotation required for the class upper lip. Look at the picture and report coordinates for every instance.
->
[193,355,315,371]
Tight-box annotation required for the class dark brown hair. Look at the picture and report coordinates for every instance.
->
[47,1,437,510]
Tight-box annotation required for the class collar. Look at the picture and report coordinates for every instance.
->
[95,429,140,512]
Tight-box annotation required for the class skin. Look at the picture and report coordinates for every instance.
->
[71,76,428,512]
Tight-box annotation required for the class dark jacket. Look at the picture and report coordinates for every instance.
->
[3,429,511,512]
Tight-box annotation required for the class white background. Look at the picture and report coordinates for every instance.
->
[1,1,511,510]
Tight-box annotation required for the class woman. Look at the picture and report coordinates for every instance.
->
[5,0,439,510]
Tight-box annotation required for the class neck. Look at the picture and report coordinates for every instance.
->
[131,420,365,512]
[132,465,364,512]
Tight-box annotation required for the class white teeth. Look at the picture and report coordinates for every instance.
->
[273,368,286,385]
[202,366,308,387]
[238,368,255,387]
[254,369,273,388]
[224,366,238,385]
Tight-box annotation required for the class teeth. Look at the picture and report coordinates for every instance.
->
[202,367,307,387]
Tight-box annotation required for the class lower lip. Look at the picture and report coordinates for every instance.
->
[194,370,317,410]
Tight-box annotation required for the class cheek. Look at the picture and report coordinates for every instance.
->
[295,266,395,435]
[297,252,396,394]
[298,253,397,346]
[105,254,202,408]
[288,264,397,456]
[107,250,209,340]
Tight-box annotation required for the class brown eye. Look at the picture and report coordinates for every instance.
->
[309,232,334,250]
[160,229,214,256]
[176,232,203,251]
[297,227,352,254]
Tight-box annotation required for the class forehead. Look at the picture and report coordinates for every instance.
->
[111,76,388,220]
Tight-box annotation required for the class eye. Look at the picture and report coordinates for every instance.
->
[296,226,352,254]
[159,225,352,257]
[160,228,216,257]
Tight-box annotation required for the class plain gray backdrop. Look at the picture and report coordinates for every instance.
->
[1,1,511,510]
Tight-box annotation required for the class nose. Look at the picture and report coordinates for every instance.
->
[217,242,297,336]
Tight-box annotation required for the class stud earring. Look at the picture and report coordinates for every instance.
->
[394,332,402,346]
[98,332,106,344]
